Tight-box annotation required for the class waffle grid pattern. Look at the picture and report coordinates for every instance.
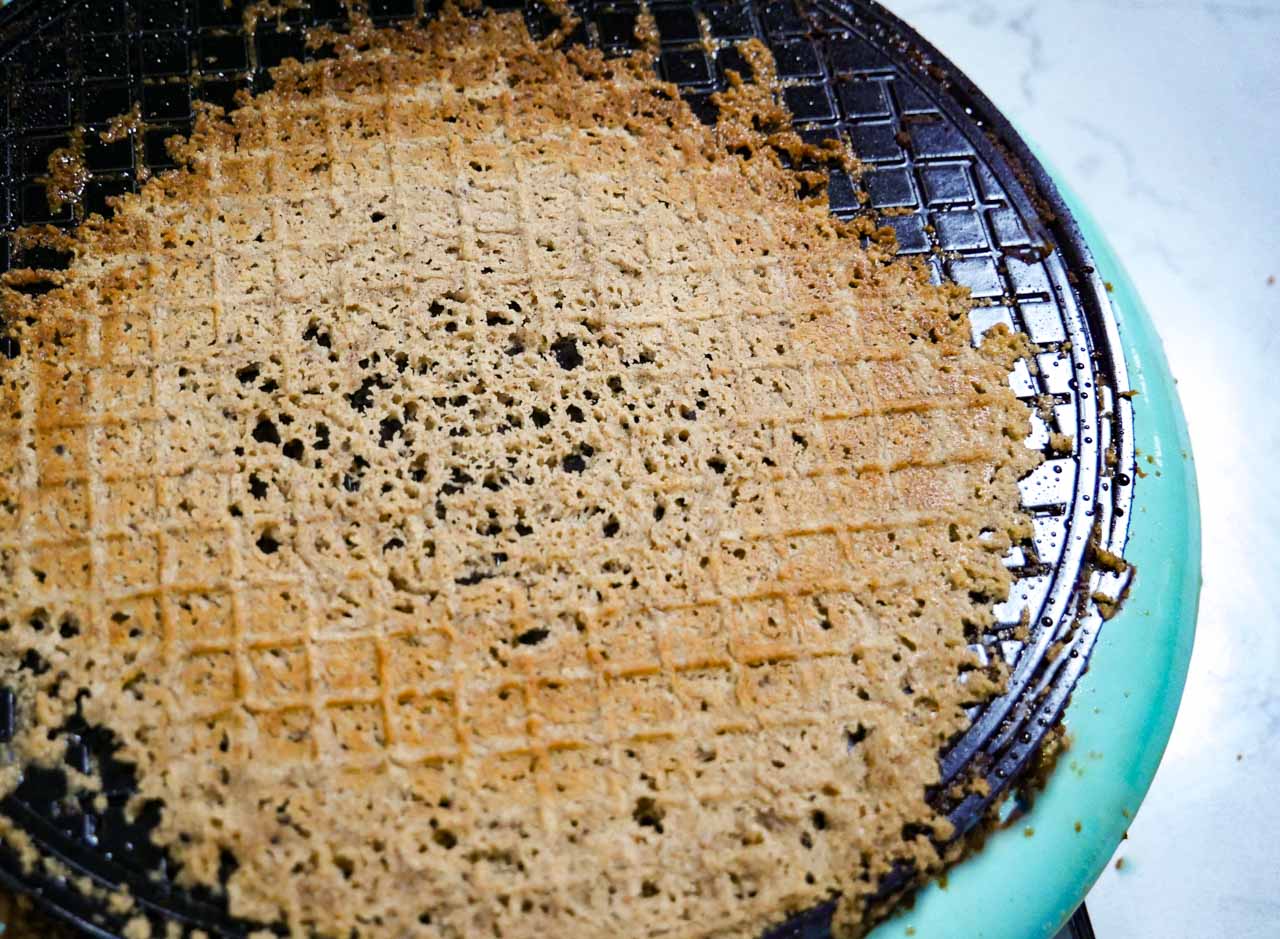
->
[0,1,1134,936]
[5,69,1005,787]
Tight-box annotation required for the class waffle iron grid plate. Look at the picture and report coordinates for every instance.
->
[0,0,1136,935]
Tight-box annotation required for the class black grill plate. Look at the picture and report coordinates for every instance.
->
[0,1,1135,935]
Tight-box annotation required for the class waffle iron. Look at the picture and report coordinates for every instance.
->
[0,1,1198,936]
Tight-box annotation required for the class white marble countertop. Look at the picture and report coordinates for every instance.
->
[880,1,1280,936]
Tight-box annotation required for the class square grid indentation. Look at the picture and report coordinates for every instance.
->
[0,7,1099,926]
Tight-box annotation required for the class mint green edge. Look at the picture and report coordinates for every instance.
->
[867,174,1202,938]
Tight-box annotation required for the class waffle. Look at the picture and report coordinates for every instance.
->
[0,8,1037,937]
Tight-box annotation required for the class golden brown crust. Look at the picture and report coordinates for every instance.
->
[0,9,1037,937]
